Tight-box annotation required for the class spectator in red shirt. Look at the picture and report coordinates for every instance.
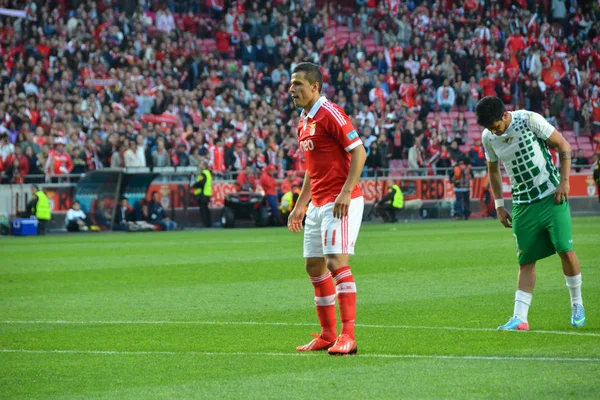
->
[3,156,27,183]
[236,165,256,191]
[215,24,231,59]
[593,132,600,154]
[46,140,73,178]
[280,171,295,196]
[259,164,279,225]
[479,73,497,98]
[593,99,600,134]
[463,0,478,12]
[505,33,526,54]
[4,146,29,177]
[183,11,198,35]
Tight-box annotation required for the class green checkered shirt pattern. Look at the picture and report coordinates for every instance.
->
[482,111,560,205]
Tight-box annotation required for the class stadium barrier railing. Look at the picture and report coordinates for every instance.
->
[1,165,598,231]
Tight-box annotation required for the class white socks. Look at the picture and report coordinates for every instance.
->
[513,290,532,322]
[565,274,583,305]
[511,275,582,323]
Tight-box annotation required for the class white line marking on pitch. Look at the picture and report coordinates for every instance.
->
[0,349,597,363]
[2,320,599,338]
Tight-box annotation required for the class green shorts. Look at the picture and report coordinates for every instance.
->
[512,194,574,265]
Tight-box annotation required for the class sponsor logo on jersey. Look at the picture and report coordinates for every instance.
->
[346,130,358,141]
[502,136,515,144]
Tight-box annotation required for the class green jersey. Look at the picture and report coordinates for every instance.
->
[482,110,560,205]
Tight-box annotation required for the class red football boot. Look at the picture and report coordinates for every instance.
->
[296,333,335,352]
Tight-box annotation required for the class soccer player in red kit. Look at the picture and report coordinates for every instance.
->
[287,63,367,355]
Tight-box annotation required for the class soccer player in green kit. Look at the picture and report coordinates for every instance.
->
[476,96,585,331]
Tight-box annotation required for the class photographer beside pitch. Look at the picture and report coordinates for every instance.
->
[476,96,585,331]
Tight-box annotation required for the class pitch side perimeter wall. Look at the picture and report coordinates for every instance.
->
[1,173,598,225]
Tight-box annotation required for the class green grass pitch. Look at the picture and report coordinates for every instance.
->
[1,217,599,399]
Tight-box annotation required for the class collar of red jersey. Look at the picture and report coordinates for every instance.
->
[301,96,327,119]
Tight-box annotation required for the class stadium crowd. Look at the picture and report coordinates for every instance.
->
[0,0,599,186]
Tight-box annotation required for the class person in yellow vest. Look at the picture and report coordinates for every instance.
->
[279,185,301,224]
[376,180,404,222]
[27,185,51,235]
[191,160,212,227]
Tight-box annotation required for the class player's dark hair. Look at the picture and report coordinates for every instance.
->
[475,96,506,127]
[292,62,323,92]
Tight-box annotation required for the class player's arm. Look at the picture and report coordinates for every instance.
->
[295,172,312,210]
[546,130,571,204]
[482,133,512,228]
[66,155,74,173]
[340,145,367,199]
[192,173,205,189]
[287,173,311,233]
[528,112,571,204]
[327,106,366,218]
[487,160,511,228]
[487,161,504,203]
[379,189,395,205]
[334,144,367,218]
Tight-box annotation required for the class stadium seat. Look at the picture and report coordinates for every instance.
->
[584,150,595,158]
[365,44,377,54]
[362,38,376,47]
[578,137,592,146]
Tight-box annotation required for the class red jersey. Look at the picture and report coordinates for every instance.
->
[504,34,527,54]
[46,150,73,175]
[4,154,29,176]
[399,83,417,108]
[594,132,600,153]
[259,172,277,196]
[236,171,256,190]
[280,179,293,194]
[209,145,226,172]
[592,99,600,125]
[297,97,363,206]
[480,77,497,97]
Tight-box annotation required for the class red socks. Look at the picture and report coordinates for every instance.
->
[310,272,337,341]
[332,266,356,339]
[309,266,357,341]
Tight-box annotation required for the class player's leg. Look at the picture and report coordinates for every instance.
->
[454,192,463,218]
[499,200,549,331]
[376,203,391,222]
[297,204,337,351]
[390,205,398,222]
[266,195,279,225]
[547,198,585,327]
[383,204,395,222]
[325,253,356,340]
[321,197,364,355]
[463,191,471,220]
[559,251,585,326]
[499,261,535,331]
[199,195,211,227]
